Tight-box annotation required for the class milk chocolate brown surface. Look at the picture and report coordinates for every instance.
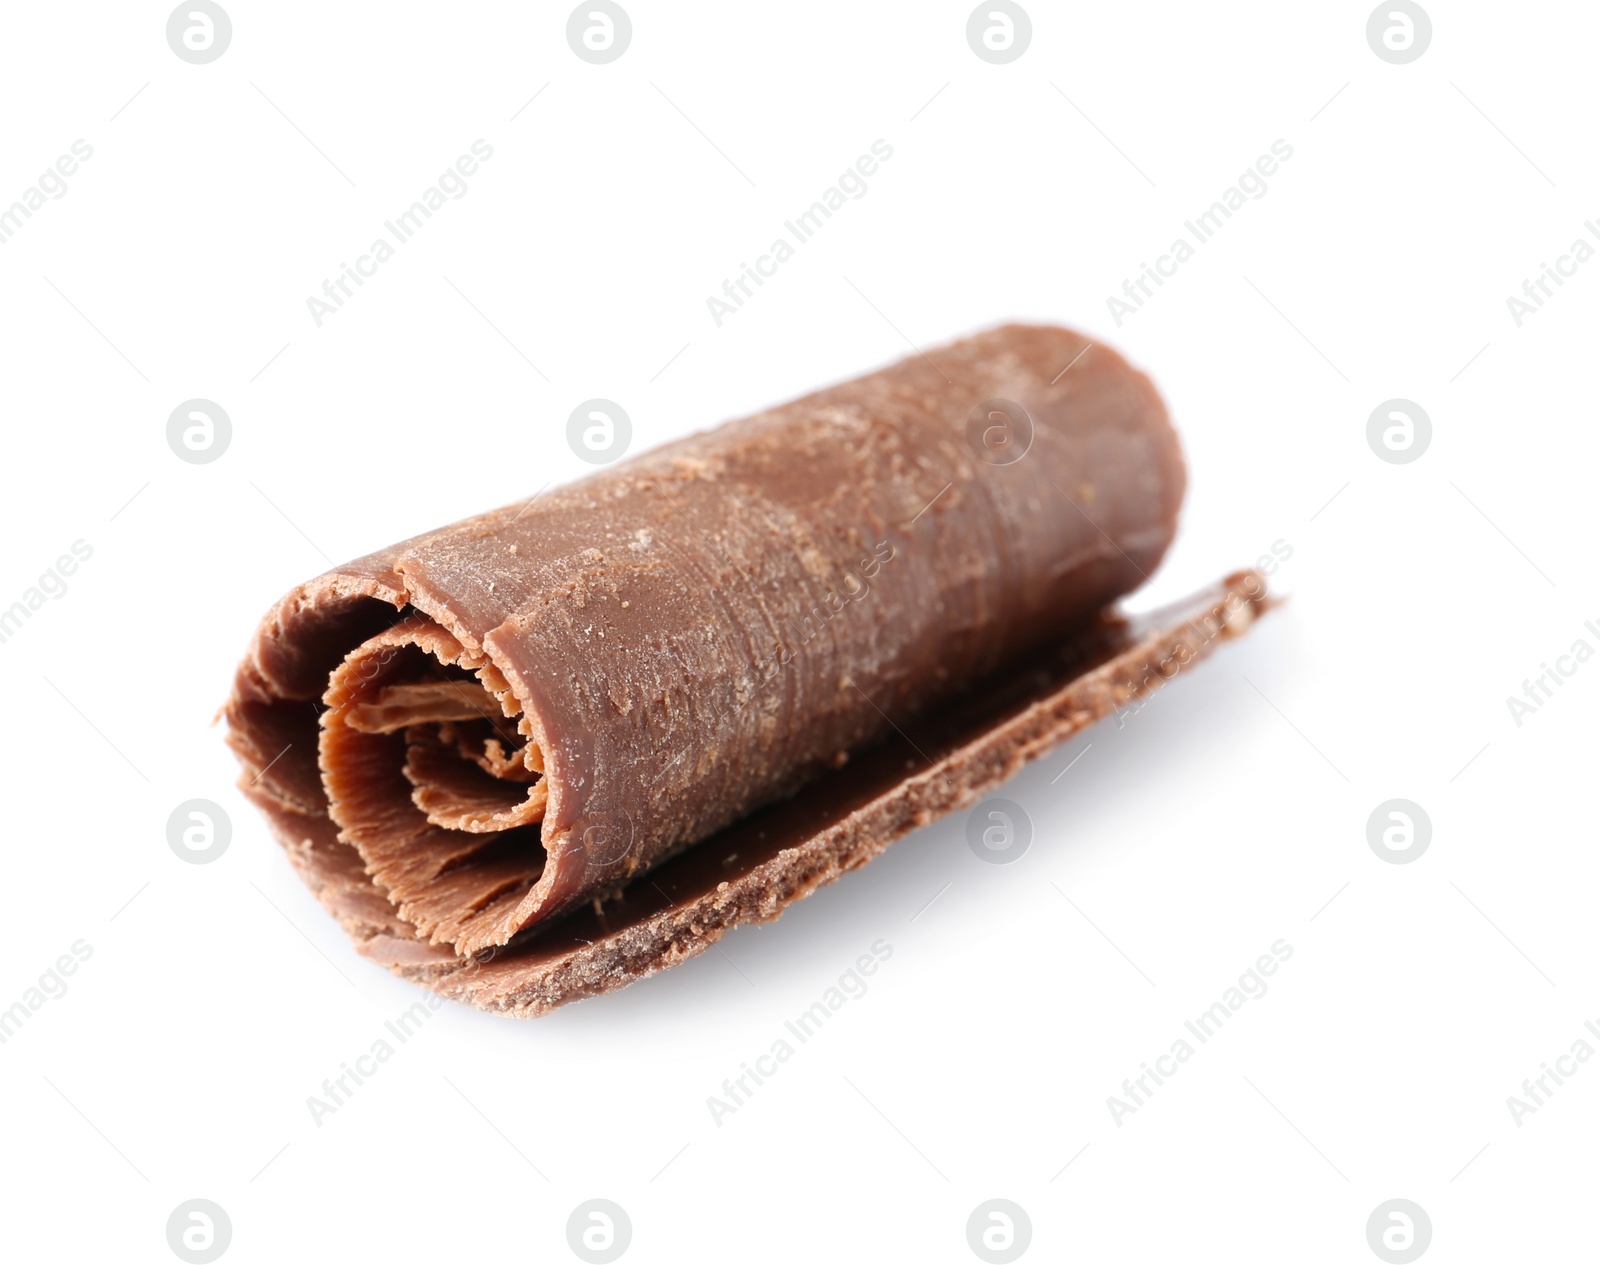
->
[243,573,1269,1017]
[225,324,1253,1015]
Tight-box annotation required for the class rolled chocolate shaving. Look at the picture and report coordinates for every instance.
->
[243,571,1271,1016]
[224,323,1256,1015]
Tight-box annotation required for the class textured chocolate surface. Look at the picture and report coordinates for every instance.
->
[243,571,1272,1016]
[226,324,1187,961]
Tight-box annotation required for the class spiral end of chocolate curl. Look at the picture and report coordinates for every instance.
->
[318,612,561,955]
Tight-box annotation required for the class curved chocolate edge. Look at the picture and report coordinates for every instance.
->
[228,323,1188,948]
[244,569,1272,1018]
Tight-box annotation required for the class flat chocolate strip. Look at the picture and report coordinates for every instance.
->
[242,571,1271,1016]
[226,324,1187,962]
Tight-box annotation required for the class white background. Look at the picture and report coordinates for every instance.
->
[1,2,1595,1261]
